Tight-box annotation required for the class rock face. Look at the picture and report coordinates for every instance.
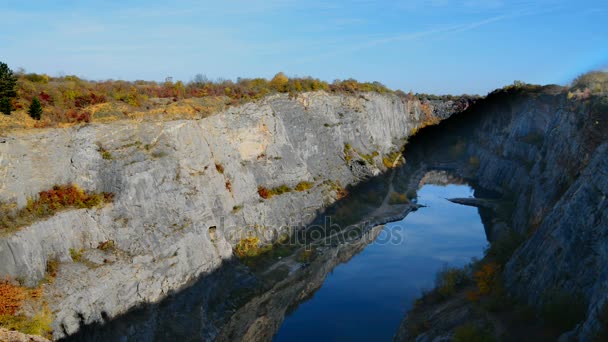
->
[394,87,608,341]
[0,91,466,339]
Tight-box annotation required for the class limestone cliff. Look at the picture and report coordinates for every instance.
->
[0,91,466,339]
[394,86,608,341]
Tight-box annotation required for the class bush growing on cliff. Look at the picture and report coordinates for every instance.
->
[572,71,608,94]
[0,278,53,338]
[294,181,314,192]
[0,185,114,233]
[436,266,471,298]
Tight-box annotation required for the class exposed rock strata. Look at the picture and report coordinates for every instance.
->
[0,92,466,339]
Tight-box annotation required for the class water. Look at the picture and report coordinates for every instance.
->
[274,184,488,341]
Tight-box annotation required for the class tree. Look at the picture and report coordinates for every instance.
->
[270,72,289,92]
[0,62,17,99]
[0,62,17,116]
[0,97,12,115]
[28,97,42,120]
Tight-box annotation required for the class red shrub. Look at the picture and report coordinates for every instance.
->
[258,186,271,199]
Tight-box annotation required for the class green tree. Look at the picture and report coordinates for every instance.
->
[0,97,12,115]
[0,62,17,116]
[28,97,43,120]
[0,62,17,99]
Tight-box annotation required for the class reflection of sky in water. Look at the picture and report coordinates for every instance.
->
[274,184,487,342]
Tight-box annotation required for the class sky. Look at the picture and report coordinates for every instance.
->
[1,0,607,94]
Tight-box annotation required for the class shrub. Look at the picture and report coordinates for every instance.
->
[97,240,115,251]
[436,266,470,297]
[541,290,588,333]
[215,163,224,174]
[65,109,91,123]
[28,97,43,120]
[388,192,409,205]
[453,324,495,342]
[0,278,27,315]
[258,186,271,199]
[473,262,501,295]
[571,71,608,93]
[258,185,292,199]
[0,185,114,232]
[234,236,262,258]
[0,278,52,338]
[383,151,403,168]
[69,248,83,262]
[294,181,314,192]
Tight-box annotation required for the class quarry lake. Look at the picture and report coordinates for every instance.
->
[273,184,488,341]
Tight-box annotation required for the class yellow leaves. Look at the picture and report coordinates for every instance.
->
[473,262,501,296]
[234,237,262,258]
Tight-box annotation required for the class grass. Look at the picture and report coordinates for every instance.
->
[234,236,271,258]
[0,184,114,234]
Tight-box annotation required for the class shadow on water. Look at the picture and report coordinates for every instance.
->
[63,103,512,342]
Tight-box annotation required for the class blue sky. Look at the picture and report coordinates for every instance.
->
[1,0,607,94]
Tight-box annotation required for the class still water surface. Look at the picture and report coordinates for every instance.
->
[274,184,488,341]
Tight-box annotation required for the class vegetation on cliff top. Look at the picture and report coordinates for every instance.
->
[0,61,471,131]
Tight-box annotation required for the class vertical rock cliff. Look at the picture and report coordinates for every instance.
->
[0,91,466,339]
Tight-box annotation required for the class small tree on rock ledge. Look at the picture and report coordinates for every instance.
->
[28,97,43,120]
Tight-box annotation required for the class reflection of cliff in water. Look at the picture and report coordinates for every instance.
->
[64,111,508,342]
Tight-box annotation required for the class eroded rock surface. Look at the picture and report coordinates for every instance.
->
[0,92,466,339]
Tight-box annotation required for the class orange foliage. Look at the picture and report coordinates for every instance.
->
[31,185,112,212]
[258,186,271,199]
[0,278,27,316]
[473,262,501,295]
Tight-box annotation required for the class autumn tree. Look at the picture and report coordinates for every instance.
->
[270,72,289,92]
[28,97,43,120]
